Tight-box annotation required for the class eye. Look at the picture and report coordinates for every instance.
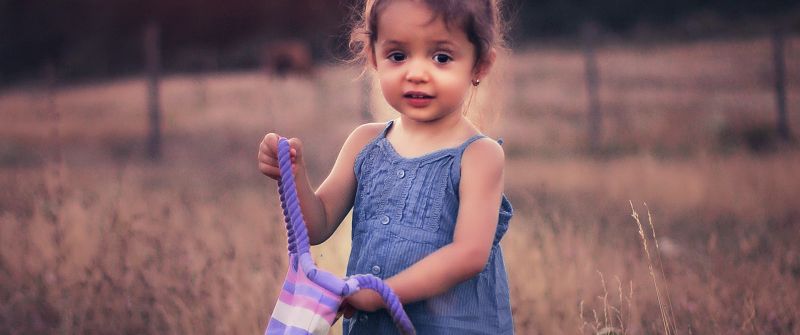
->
[433,53,452,64]
[387,52,406,62]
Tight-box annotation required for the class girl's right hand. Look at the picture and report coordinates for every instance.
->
[258,133,304,181]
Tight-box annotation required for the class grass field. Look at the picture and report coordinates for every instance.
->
[1,34,799,334]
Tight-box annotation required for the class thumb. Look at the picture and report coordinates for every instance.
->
[288,137,304,163]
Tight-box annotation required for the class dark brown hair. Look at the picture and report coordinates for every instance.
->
[348,0,507,70]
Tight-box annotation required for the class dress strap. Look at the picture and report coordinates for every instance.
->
[450,134,485,193]
[379,120,395,139]
[457,134,487,152]
[450,134,506,195]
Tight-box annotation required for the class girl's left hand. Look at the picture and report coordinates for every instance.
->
[344,290,383,313]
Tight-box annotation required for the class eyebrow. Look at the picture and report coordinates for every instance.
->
[381,39,457,48]
[381,40,404,47]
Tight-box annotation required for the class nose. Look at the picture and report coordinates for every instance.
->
[405,59,429,84]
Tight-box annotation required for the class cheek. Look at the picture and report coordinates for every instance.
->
[377,73,404,108]
[377,69,401,90]
[440,76,472,100]
[378,76,398,98]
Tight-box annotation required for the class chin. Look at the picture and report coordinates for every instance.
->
[391,103,454,123]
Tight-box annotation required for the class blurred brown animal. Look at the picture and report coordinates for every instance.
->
[262,40,314,77]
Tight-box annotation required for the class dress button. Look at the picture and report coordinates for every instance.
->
[359,314,369,322]
[380,215,390,225]
[371,265,381,275]
[396,169,405,178]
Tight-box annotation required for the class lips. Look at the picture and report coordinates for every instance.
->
[403,91,434,108]
[403,91,433,99]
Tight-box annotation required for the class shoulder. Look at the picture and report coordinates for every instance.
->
[339,122,386,157]
[463,137,505,167]
[461,137,505,181]
[343,122,385,150]
[350,122,386,142]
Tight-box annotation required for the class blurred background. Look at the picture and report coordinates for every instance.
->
[1,0,799,334]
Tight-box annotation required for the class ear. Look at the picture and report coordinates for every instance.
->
[473,48,497,82]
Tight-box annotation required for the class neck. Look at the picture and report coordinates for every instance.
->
[395,112,469,140]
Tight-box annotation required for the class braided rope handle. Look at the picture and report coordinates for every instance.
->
[349,275,416,334]
[275,137,415,334]
[276,141,309,255]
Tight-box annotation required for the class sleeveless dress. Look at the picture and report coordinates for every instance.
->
[343,120,514,334]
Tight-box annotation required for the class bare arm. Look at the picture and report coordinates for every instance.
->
[257,123,384,245]
[345,138,505,310]
[310,123,384,244]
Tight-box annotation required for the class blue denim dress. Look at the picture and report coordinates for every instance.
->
[343,121,514,334]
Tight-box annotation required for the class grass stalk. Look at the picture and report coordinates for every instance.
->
[645,204,678,332]
[630,201,672,335]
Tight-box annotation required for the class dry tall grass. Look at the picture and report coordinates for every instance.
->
[1,35,799,334]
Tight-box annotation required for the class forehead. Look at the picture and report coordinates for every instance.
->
[375,0,469,46]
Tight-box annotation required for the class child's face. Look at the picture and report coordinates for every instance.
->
[371,0,479,123]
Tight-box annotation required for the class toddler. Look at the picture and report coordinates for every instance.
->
[258,0,514,333]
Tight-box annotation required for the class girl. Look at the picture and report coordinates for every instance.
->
[258,0,513,333]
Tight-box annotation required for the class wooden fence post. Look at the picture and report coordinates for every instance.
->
[772,27,791,140]
[144,21,163,160]
[582,22,602,152]
[45,59,64,266]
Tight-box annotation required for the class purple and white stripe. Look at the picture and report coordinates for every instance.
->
[266,255,342,335]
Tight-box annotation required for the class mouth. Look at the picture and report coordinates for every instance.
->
[403,91,434,99]
[403,92,434,108]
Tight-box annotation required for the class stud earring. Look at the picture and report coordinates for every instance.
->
[472,79,481,87]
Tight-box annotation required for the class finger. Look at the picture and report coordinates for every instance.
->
[267,134,298,160]
[260,134,279,158]
[288,137,304,160]
[257,140,272,161]
[258,162,279,176]
[258,163,281,179]
[265,133,281,154]
[261,161,281,176]
[261,147,296,170]
[260,148,296,171]
[258,152,279,167]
